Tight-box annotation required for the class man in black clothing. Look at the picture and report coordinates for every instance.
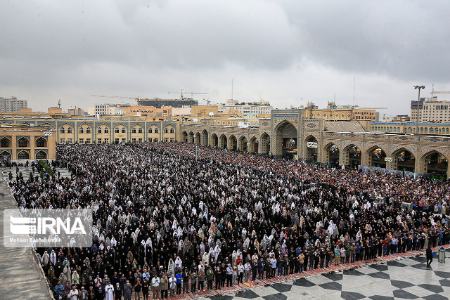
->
[426,246,433,268]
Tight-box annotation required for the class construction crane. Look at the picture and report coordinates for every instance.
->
[167,89,208,100]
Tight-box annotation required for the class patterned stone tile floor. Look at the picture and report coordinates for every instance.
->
[191,247,450,300]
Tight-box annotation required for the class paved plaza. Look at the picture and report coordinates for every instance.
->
[200,251,450,300]
[0,179,52,300]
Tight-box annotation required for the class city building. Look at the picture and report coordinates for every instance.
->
[180,108,450,178]
[0,124,56,161]
[0,116,178,145]
[137,98,198,108]
[191,105,219,118]
[369,121,450,135]
[382,114,411,122]
[67,106,87,116]
[87,104,127,116]
[221,99,272,118]
[0,106,449,178]
[303,102,379,122]
[411,96,450,123]
[0,97,28,113]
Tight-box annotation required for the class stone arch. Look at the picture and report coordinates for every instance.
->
[343,144,362,169]
[17,150,30,160]
[0,137,11,148]
[260,132,270,154]
[35,137,47,148]
[304,135,319,163]
[219,134,228,149]
[35,150,47,160]
[79,124,92,134]
[132,125,143,134]
[367,145,387,168]
[188,131,195,143]
[210,133,218,147]
[62,124,74,134]
[164,125,175,134]
[114,125,127,134]
[420,150,448,178]
[0,150,11,161]
[274,121,297,158]
[228,135,237,151]
[201,130,209,146]
[238,136,248,152]
[182,131,188,142]
[194,132,201,145]
[324,142,340,167]
[391,147,416,172]
[249,136,259,154]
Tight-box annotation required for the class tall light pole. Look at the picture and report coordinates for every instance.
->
[414,85,425,134]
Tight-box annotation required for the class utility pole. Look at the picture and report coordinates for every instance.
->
[413,85,425,134]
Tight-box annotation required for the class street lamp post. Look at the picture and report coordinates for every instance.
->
[413,85,425,134]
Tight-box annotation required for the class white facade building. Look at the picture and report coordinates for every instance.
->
[221,100,272,118]
[411,97,450,123]
[0,97,28,113]
[88,104,126,116]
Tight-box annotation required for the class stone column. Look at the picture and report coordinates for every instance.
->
[447,161,450,179]
[360,149,369,167]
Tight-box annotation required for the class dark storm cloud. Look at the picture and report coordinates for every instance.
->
[0,0,449,111]
[282,0,450,81]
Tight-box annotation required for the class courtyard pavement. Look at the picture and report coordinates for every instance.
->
[0,178,53,300]
[198,250,450,300]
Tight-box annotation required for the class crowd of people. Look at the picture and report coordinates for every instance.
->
[9,142,450,300]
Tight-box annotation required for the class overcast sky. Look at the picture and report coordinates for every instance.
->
[1,0,450,115]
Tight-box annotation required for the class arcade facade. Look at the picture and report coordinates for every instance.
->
[181,109,450,178]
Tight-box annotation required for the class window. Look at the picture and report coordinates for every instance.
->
[67,138,72,143]
[115,128,120,133]
[17,150,29,160]
[0,137,10,148]
[60,127,65,133]
[60,138,65,143]
[138,128,143,133]
[35,151,47,160]
[67,127,72,133]
[132,128,137,133]
[17,137,29,148]
[148,128,153,133]
[121,128,126,133]
[79,138,84,143]
[86,138,91,144]
[170,128,175,133]
[36,137,47,148]
[98,128,102,134]
[98,138,102,143]
[79,127,84,134]
[155,128,159,133]
[86,127,91,134]
[104,128,109,133]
